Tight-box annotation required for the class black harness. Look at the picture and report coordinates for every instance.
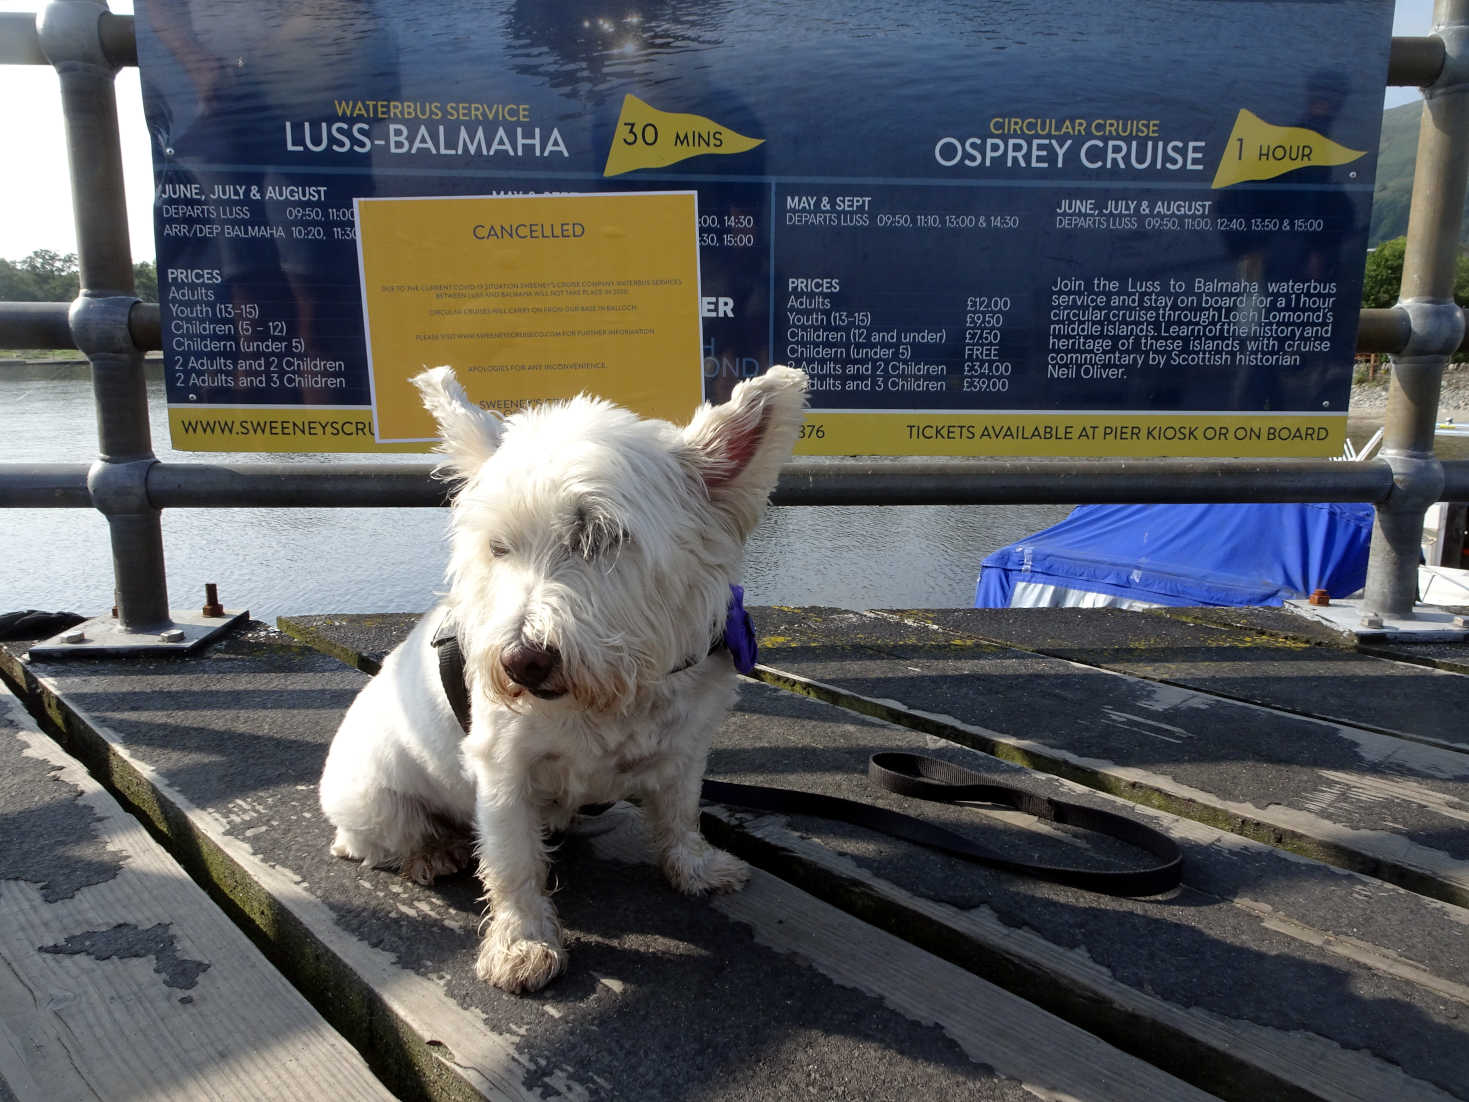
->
[431,615,477,736]
[430,615,1183,898]
[430,612,723,735]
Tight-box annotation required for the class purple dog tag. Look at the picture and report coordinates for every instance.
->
[724,584,758,674]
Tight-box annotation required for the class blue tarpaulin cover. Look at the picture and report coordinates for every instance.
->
[975,502,1375,609]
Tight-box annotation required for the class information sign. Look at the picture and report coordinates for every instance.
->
[135,0,1394,456]
[356,192,702,441]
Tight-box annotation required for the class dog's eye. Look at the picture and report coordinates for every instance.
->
[570,513,628,561]
[489,539,511,558]
[586,527,629,560]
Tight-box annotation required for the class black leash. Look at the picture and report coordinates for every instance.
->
[702,753,1182,897]
[432,616,1182,898]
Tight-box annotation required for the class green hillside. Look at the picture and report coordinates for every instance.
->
[1369,100,1424,246]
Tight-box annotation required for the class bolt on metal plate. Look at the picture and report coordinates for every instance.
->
[26,608,249,660]
[1286,597,1469,642]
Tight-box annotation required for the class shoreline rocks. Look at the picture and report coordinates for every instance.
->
[1350,363,1469,422]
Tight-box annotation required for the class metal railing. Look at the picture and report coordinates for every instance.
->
[3,0,1469,636]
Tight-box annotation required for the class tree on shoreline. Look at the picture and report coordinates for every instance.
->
[0,250,157,303]
[1361,236,1469,367]
[1361,236,1469,309]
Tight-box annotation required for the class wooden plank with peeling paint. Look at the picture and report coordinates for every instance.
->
[0,686,395,1102]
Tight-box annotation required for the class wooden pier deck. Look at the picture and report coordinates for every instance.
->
[0,604,1465,1100]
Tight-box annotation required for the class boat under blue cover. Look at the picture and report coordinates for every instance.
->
[975,502,1375,609]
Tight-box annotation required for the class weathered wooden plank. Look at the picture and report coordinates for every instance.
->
[588,804,1216,1102]
[911,606,1469,752]
[0,686,394,1102]
[696,679,1469,1101]
[0,628,1113,1102]
[272,608,1469,1083]
[749,607,1469,908]
[277,613,420,675]
[1153,606,1469,676]
[708,809,1465,1102]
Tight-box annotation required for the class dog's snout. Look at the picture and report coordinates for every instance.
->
[502,642,560,690]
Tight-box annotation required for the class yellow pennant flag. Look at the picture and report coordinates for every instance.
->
[1212,108,1366,188]
[603,94,764,177]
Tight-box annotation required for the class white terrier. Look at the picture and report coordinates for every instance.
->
[319,364,807,993]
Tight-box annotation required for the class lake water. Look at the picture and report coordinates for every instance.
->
[4,368,1082,622]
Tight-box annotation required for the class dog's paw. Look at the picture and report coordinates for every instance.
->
[399,846,467,887]
[329,833,358,861]
[399,839,473,886]
[475,936,567,994]
[329,827,378,864]
[476,909,567,994]
[662,837,750,896]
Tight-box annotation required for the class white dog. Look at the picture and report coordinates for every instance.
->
[319,364,807,993]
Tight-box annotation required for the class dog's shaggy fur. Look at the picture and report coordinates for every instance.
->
[319,365,807,993]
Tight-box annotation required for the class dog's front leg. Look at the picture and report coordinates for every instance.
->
[468,782,566,994]
[643,761,750,896]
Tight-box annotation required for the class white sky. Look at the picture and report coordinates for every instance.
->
[0,0,1440,264]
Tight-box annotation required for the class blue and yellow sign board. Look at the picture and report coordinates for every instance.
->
[136,0,1393,456]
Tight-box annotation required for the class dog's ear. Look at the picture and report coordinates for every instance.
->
[682,365,808,538]
[410,366,504,479]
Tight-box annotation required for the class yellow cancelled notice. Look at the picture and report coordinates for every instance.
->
[356,191,703,443]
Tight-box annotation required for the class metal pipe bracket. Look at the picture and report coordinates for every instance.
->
[1395,297,1467,358]
[1380,449,1447,514]
[36,0,114,73]
[87,456,156,516]
[1426,18,1469,98]
[69,294,143,356]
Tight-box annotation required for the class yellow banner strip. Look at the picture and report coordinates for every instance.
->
[167,406,424,453]
[794,411,1346,458]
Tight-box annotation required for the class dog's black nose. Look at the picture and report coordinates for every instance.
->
[502,642,559,689]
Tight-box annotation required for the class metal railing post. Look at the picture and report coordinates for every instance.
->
[1362,0,1469,619]
[38,0,171,630]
